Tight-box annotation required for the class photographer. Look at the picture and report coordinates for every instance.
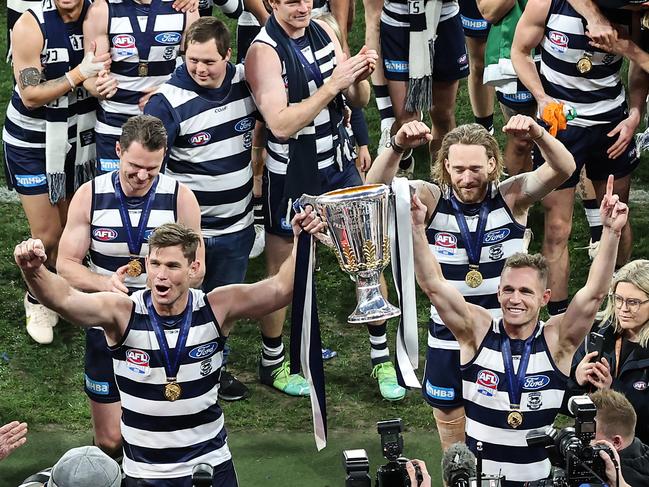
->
[406,460,431,487]
[565,260,649,445]
[595,439,633,487]
[591,389,649,486]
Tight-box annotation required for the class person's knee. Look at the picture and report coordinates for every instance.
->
[94,430,122,458]
[433,407,466,450]
[543,214,572,251]
[430,106,455,132]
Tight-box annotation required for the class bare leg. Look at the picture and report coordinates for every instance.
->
[499,102,535,175]
[465,36,494,120]
[429,80,460,162]
[433,407,466,452]
[18,194,69,267]
[89,400,122,457]
[259,232,293,340]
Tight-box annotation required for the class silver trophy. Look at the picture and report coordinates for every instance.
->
[297,184,401,324]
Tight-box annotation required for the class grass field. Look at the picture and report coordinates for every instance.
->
[2,2,649,486]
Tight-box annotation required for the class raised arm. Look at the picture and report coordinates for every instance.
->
[11,12,108,110]
[566,0,616,48]
[176,183,206,288]
[476,0,515,24]
[511,0,554,113]
[207,208,326,335]
[551,176,627,371]
[15,239,131,344]
[244,0,270,24]
[499,115,575,217]
[245,38,376,139]
[411,194,492,357]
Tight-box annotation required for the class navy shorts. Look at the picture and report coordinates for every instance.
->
[96,132,121,175]
[85,327,120,403]
[236,24,262,64]
[123,459,239,487]
[533,118,639,190]
[380,13,469,82]
[422,320,464,409]
[497,86,537,116]
[459,0,490,38]
[3,142,76,196]
[263,160,363,237]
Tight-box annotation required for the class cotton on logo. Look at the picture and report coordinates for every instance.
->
[113,34,135,49]
[93,228,118,241]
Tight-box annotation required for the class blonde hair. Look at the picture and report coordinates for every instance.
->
[311,12,343,44]
[590,389,636,440]
[431,123,505,190]
[598,259,649,347]
[502,252,549,286]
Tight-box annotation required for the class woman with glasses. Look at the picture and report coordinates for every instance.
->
[565,259,649,444]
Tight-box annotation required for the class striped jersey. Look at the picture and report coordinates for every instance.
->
[461,320,567,486]
[96,0,186,140]
[152,63,256,237]
[381,0,460,28]
[540,0,626,127]
[252,26,339,175]
[89,171,179,289]
[197,0,243,18]
[3,2,95,150]
[111,288,229,479]
[426,185,526,347]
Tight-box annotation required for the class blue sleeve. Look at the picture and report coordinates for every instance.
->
[144,94,180,171]
[350,106,370,147]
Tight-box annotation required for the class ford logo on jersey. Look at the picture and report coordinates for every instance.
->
[235,117,254,133]
[484,228,510,244]
[113,34,136,49]
[93,228,118,241]
[189,342,218,360]
[190,131,211,146]
[144,229,154,241]
[523,375,550,390]
[155,32,181,44]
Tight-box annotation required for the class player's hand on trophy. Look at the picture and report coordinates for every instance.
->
[394,120,433,150]
[291,205,326,237]
[14,239,47,271]
[410,193,428,228]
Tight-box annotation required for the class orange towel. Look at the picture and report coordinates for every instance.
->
[541,102,568,137]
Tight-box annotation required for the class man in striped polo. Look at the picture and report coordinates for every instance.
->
[15,213,324,486]
[367,114,575,452]
[410,176,627,486]
[145,17,259,401]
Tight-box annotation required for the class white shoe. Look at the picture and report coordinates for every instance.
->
[24,293,58,345]
[249,224,265,259]
[377,126,391,156]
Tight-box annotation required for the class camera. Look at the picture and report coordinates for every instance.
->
[342,418,422,487]
[524,396,613,487]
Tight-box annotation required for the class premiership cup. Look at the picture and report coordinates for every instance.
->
[297,184,401,324]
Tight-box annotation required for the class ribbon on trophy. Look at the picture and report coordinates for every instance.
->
[290,227,327,450]
[390,178,420,388]
[500,320,540,429]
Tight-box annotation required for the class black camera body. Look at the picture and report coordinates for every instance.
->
[525,396,613,487]
[343,418,421,487]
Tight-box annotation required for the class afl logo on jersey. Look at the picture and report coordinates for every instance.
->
[126,349,150,375]
[93,228,118,241]
[190,132,211,146]
[235,117,254,133]
[155,32,182,45]
[434,232,457,256]
[634,380,647,391]
[112,34,136,49]
[484,228,510,244]
[477,369,499,397]
[548,31,568,53]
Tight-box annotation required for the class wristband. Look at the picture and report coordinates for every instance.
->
[64,72,76,92]
[531,130,545,141]
[388,135,405,154]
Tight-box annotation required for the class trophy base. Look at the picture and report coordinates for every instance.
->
[347,273,401,324]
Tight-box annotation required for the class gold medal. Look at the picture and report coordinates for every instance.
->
[138,62,148,77]
[126,258,143,278]
[164,381,182,401]
[507,410,523,429]
[576,56,592,74]
[465,267,483,288]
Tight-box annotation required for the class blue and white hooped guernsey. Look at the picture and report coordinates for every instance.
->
[157,63,256,237]
[381,0,460,28]
[426,184,526,347]
[252,27,338,175]
[461,320,567,486]
[111,288,230,479]
[540,0,626,127]
[89,171,179,289]
[96,0,185,149]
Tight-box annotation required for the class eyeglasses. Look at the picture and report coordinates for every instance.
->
[613,294,649,313]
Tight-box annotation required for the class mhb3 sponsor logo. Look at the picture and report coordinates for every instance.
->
[425,381,455,401]
[15,174,46,188]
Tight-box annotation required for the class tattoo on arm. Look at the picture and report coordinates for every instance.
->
[19,67,45,89]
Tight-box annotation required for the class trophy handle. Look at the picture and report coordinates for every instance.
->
[293,194,334,249]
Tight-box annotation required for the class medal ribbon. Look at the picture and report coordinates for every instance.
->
[146,291,193,381]
[113,172,159,257]
[500,320,536,411]
[126,0,163,64]
[449,189,491,268]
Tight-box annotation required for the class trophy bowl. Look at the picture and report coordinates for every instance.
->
[299,184,401,324]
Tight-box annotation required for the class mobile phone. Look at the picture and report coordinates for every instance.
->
[586,332,605,361]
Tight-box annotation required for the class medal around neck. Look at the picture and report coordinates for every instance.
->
[164,381,182,401]
[576,56,592,74]
[127,258,143,277]
[465,266,483,288]
[507,410,523,429]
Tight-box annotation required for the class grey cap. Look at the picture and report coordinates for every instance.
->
[49,446,121,487]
